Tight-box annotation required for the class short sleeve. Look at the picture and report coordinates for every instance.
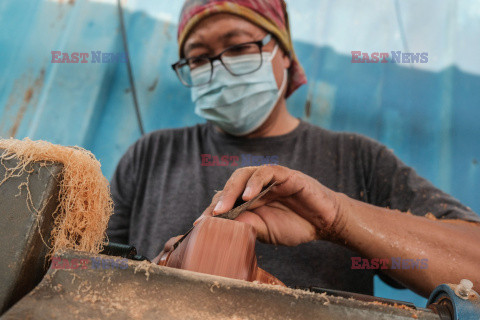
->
[366,142,480,223]
[106,144,138,244]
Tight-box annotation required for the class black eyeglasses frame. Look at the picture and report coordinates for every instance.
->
[171,33,273,87]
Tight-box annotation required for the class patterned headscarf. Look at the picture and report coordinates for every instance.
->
[177,0,307,98]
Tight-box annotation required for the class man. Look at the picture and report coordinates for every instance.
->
[107,0,480,298]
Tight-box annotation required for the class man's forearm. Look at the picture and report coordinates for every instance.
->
[334,193,480,297]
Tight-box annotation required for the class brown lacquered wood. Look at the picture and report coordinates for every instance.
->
[157,217,285,286]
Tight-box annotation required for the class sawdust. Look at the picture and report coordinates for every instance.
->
[133,260,154,281]
[67,278,129,317]
[0,138,113,258]
[424,213,437,220]
[34,256,428,320]
[52,283,63,293]
[150,260,332,308]
[210,281,221,293]
[369,300,418,318]
[318,291,330,305]
[369,300,413,310]
[248,281,330,304]
[101,274,112,285]
[71,273,81,284]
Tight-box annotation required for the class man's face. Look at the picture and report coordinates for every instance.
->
[182,13,291,91]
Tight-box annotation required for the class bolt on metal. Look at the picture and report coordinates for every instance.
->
[455,279,473,299]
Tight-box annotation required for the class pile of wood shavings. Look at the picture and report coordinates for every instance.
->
[0,138,113,257]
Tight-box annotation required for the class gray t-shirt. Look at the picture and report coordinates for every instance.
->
[106,120,480,295]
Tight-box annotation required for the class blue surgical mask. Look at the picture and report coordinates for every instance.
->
[191,45,288,136]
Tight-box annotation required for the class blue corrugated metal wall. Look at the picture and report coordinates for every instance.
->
[1,0,479,307]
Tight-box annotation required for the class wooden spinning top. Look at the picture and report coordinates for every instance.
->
[157,217,285,286]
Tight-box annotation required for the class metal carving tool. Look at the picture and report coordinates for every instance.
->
[172,182,277,250]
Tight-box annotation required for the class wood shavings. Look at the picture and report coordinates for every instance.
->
[101,274,112,285]
[318,292,330,305]
[210,281,221,293]
[71,272,81,284]
[424,213,438,220]
[0,138,113,258]
[134,260,153,281]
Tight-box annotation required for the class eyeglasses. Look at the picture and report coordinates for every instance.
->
[172,34,273,87]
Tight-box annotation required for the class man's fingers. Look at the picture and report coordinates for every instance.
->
[194,190,223,225]
[243,166,278,200]
[198,165,297,221]
[152,234,183,264]
[215,165,294,214]
[243,165,292,200]
[163,235,183,252]
[152,254,162,264]
[213,167,256,214]
[235,210,269,242]
[193,216,204,226]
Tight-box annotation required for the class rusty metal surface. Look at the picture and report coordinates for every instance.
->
[2,250,440,320]
[0,153,62,315]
